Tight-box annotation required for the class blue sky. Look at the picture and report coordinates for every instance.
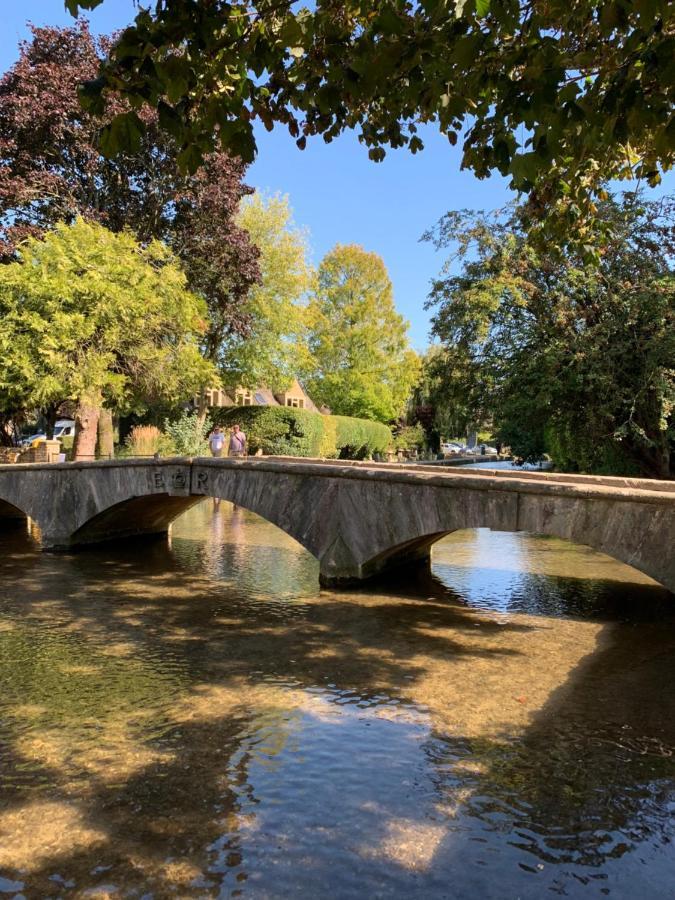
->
[2,2,671,350]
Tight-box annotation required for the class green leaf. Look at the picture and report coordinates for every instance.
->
[475,0,491,16]
[64,0,104,14]
[78,77,106,117]
[158,101,184,139]
[99,111,146,157]
[176,144,204,173]
[374,7,405,35]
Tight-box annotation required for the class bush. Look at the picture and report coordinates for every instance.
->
[318,414,338,459]
[211,406,392,459]
[332,415,392,459]
[122,425,172,457]
[164,410,211,456]
[393,423,426,452]
[212,406,325,457]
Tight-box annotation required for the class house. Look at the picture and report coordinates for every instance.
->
[201,380,324,413]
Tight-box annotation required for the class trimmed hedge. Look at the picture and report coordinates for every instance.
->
[332,415,391,459]
[212,406,324,457]
[211,406,392,459]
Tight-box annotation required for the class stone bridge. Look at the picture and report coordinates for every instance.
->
[0,457,673,591]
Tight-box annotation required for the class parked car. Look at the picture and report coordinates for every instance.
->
[54,419,75,439]
[20,433,45,448]
[479,443,499,455]
[440,442,465,455]
[20,419,75,448]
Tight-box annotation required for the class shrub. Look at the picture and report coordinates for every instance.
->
[211,406,392,458]
[164,409,211,456]
[212,406,324,457]
[318,415,338,459]
[393,423,426,452]
[122,425,170,457]
[332,415,392,459]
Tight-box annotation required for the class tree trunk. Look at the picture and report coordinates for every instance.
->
[196,388,209,427]
[44,404,58,439]
[96,408,115,460]
[73,395,101,462]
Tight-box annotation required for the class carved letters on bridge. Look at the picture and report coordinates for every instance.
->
[151,467,209,495]
[152,468,191,496]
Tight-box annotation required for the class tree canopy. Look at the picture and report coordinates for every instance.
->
[424,194,675,477]
[0,219,214,459]
[0,22,260,345]
[304,244,419,422]
[221,192,314,390]
[69,0,674,240]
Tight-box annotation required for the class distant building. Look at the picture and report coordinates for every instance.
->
[201,380,325,413]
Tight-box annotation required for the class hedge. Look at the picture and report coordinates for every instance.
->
[211,406,392,459]
[332,415,391,459]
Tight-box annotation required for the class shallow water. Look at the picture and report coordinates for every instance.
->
[1,501,674,899]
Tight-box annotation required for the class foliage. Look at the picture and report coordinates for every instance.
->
[317,415,338,459]
[304,244,420,423]
[0,23,260,351]
[332,415,393,459]
[164,409,212,456]
[211,406,392,458]
[408,344,474,449]
[212,406,325,457]
[71,0,674,244]
[123,424,169,458]
[221,193,314,390]
[0,219,215,435]
[393,423,426,452]
[424,194,675,478]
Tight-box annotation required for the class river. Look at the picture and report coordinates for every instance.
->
[1,501,674,899]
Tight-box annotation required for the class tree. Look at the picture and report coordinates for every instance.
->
[219,192,314,390]
[304,244,419,422]
[408,344,475,449]
[70,0,674,242]
[0,220,214,460]
[0,22,260,350]
[424,195,675,477]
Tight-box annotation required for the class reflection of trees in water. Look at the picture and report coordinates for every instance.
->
[420,612,675,874]
[170,500,319,600]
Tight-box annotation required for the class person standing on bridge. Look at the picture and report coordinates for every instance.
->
[208,425,225,458]
[229,424,247,457]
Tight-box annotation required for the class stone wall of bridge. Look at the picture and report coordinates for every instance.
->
[0,458,673,593]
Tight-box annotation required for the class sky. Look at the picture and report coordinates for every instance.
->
[2,2,671,350]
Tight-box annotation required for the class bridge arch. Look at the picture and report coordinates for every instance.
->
[0,496,30,524]
[352,504,673,592]
[70,494,203,545]
[357,525,670,590]
[69,477,323,563]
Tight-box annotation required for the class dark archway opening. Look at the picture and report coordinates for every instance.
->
[70,494,203,547]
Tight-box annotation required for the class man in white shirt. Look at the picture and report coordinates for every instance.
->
[208,426,225,457]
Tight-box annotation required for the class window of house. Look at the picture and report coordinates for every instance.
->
[236,390,253,406]
[286,397,303,408]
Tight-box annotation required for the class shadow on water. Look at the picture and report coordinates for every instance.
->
[0,502,673,897]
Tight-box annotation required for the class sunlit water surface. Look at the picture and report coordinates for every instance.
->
[1,501,674,899]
